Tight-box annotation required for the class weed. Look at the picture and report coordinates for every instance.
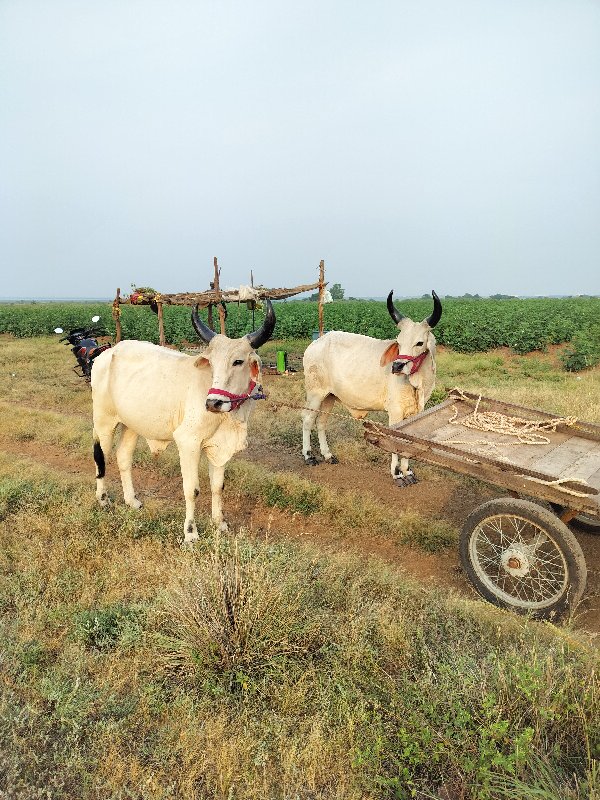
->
[73,603,145,651]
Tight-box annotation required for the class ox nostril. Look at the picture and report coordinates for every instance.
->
[206,398,224,412]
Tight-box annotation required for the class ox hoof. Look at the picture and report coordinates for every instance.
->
[324,455,339,465]
[126,497,143,510]
[304,451,320,466]
[393,471,418,488]
[97,492,111,509]
[181,539,197,551]
[183,521,199,546]
[217,521,229,533]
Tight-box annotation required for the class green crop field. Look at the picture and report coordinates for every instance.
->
[1,297,599,370]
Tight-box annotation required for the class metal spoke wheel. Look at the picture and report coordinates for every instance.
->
[569,514,600,535]
[549,504,600,535]
[459,499,587,620]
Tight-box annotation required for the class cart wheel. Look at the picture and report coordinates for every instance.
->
[460,498,587,620]
[549,504,600,536]
[569,514,600,535]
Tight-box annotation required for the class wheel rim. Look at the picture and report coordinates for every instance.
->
[575,513,600,528]
[469,513,569,609]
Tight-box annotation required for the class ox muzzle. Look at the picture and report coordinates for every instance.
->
[392,351,429,376]
[392,360,410,375]
[206,381,265,413]
[206,396,231,413]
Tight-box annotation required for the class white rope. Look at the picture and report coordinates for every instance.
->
[448,388,578,445]
[518,475,595,498]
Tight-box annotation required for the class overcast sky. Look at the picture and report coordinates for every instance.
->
[1,1,599,299]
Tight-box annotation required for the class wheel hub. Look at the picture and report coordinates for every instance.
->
[501,547,531,577]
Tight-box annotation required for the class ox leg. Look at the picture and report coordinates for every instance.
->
[93,422,117,508]
[388,414,417,486]
[208,463,228,532]
[390,454,417,486]
[302,394,326,466]
[116,426,143,509]
[317,394,338,464]
[175,439,202,544]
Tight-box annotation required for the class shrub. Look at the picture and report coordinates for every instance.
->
[561,324,600,372]
[73,603,145,651]
[156,538,325,692]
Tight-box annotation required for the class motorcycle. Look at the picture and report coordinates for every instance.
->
[54,315,112,381]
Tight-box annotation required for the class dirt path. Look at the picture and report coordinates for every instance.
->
[3,432,599,636]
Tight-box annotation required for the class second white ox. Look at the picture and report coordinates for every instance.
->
[91,303,275,542]
[302,291,442,484]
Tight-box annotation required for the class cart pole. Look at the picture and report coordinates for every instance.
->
[318,259,325,337]
[157,300,165,346]
[214,256,226,335]
[113,288,122,343]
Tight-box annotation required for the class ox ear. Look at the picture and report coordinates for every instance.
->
[194,355,210,370]
[249,356,261,381]
[380,342,400,367]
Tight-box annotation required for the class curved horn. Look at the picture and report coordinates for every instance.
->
[246,300,276,349]
[425,290,442,328]
[387,290,405,325]
[191,304,217,344]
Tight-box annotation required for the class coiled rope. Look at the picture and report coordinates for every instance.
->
[448,388,578,445]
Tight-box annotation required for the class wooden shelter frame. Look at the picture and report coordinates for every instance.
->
[112,258,327,345]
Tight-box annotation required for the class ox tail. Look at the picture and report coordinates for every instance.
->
[93,438,106,479]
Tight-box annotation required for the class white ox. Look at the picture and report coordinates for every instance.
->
[91,303,275,542]
[301,291,442,484]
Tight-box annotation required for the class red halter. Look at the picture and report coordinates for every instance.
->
[393,350,429,375]
[207,380,259,411]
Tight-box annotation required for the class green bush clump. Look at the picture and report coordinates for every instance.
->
[561,324,600,372]
[73,603,145,651]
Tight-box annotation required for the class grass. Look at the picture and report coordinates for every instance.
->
[436,347,600,422]
[1,336,600,797]
[0,462,597,799]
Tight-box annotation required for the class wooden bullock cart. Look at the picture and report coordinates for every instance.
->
[364,389,600,620]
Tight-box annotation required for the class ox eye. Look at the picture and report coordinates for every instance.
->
[416,341,424,347]
[232,359,244,366]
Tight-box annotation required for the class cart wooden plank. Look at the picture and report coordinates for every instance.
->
[364,391,600,517]
[530,437,600,482]
[587,467,600,494]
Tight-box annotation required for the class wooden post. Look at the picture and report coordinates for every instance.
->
[157,301,165,346]
[113,288,122,343]
[214,256,226,335]
[318,259,325,337]
[250,269,255,330]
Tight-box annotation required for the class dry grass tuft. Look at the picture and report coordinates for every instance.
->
[155,535,324,691]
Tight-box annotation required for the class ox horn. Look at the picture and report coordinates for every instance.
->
[191,304,217,344]
[246,300,276,349]
[425,290,442,328]
[386,290,405,325]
